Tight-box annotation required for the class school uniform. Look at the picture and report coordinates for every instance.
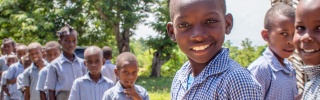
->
[1,71,10,100]
[101,60,117,83]
[16,74,23,100]
[36,65,49,98]
[68,73,114,100]
[170,48,263,100]
[102,81,149,100]
[301,65,320,100]
[248,48,298,100]
[0,56,9,73]
[21,60,48,100]
[5,62,24,100]
[45,54,86,100]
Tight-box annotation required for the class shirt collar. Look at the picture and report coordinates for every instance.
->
[115,81,141,93]
[105,60,112,64]
[18,61,23,68]
[83,73,106,84]
[58,53,81,63]
[263,48,294,74]
[177,48,231,89]
[302,64,320,78]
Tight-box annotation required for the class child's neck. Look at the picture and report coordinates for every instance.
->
[89,73,101,83]
[63,52,75,62]
[189,60,208,77]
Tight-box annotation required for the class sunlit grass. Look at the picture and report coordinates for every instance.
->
[136,76,173,100]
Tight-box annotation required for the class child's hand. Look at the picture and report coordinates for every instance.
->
[35,60,45,70]
[124,84,143,100]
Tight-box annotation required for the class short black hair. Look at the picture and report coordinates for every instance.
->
[102,46,112,60]
[2,38,15,47]
[169,0,226,20]
[56,24,78,40]
[116,52,137,70]
[264,3,295,30]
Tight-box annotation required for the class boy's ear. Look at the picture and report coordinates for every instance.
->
[166,22,176,42]
[114,68,119,77]
[84,60,87,67]
[225,13,233,35]
[261,29,270,42]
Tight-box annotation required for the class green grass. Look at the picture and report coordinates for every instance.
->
[136,76,173,100]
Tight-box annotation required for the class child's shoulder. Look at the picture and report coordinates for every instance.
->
[247,56,270,70]
[225,60,258,82]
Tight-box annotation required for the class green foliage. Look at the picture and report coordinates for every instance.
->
[161,48,187,77]
[224,38,267,68]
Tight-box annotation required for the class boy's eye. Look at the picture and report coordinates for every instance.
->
[206,19,217,24]
[296,26,306,30]
[280,32,288,36]
[178,23,190,28]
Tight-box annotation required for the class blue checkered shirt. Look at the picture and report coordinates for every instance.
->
[170,48,263,100]
[248,48,298,100]
[302,65,320,100]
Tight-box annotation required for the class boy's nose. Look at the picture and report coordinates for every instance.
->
[190,25,208,42]
[300,32,313,43]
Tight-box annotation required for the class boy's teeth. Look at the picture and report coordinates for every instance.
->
[303,49,320,53]
[192,44,209,51]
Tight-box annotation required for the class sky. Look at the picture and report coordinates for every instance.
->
[133,0,271,47]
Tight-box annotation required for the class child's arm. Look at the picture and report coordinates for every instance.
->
[6,79,16,85]
[48,90,56,100]
[68,80,80,100]
[40,91,46,100]
[45,65,57,100]
[124,84,143,100]
[2,85,10,97]
[24,86,30,100]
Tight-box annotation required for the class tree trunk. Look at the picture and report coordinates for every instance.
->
[114,25,130,53]
[150,50,170,77]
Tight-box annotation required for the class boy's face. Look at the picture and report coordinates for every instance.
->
[294,0,320,65]
[167,0,233,63]
[115,61,139,88]
[6,58,17,66]
[16,49,27,61]
[28,47,43,63]
[84,53,104,75]
[22,57,32,68]
[59,34,77,54]
[263,14,295,59]
[3,42,14,55]
[46,47,61,62]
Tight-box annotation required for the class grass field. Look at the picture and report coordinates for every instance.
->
[136,76,173,100]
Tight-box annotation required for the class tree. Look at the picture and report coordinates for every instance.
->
[147,0,176,77]
[93,0,154,53]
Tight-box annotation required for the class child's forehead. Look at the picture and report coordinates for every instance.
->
[28,47,41,51]
[171,0,225,19]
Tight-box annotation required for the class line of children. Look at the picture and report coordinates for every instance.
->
[247,3,298,100]
[294,0,320,99]
[69,46,114,100]
[21,42,48,100]
[44,24,87,100]
[36,41,61,100]
[5,45,28,100]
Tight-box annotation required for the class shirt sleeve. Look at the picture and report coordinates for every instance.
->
[21,68,30,87]
[17,74,24,90]
[102,90,113,100]
[1,72,7,85]
[36,68,47,91]
[45,64,57,90]
[68,79,80,100]
[227,69,263,99]
[5,64,16,80]
[248,65,271,97]
[141,87,150,100]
